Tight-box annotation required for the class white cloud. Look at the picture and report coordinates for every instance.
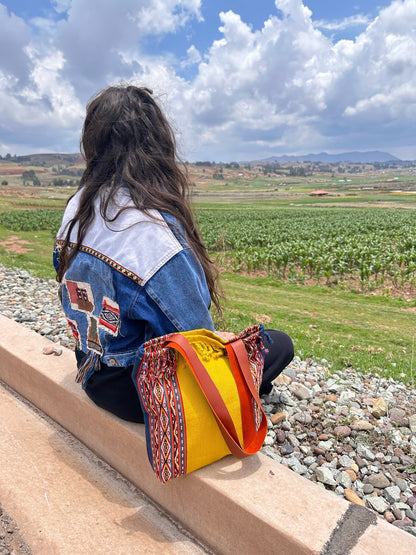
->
[314,15,370,31]
[0,0,415,159]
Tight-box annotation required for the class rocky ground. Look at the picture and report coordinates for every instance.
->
[0,265,415,543]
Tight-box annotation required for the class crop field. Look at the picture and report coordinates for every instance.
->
[198,207,416,294]
[1,159,416,383]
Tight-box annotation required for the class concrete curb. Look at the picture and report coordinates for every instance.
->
[0,314,415,554]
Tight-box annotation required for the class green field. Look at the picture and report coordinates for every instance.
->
[0,167,416,385]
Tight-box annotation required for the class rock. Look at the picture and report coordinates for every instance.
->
[367,496,390,514]
[333,425,351,438]
[344,469,357,482]
[384,511,395,523]
[273,374,292,385]
[344,489,366,507]
[318,440,334,452]
[315,467,337,486]
[275,429,286,443]
[280,443,294,455]
[389,408,408,426]
[392,518,413,529]
[337,471,352,489]
[339,391,356,404]
[270,412,287,425]
[339,455,354,468]
[293,412,312,424]
[371,397,388,418]
[350,420,373,431]
[356,443,376,461]
[290,383,312,401]
[363,484,374,495]
[384,486,402,504]
[406,509,416,522]
[407,496,416,508]
[368,473,390,489]
[408,414,416,433]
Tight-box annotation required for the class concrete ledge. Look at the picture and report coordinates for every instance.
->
[0,314,415,554]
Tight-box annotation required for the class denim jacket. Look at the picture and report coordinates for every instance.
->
[53,187,214,382]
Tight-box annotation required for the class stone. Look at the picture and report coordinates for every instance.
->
[405,509,416,522]
[384,486,402,504]
[338,455,354,468]
[389,408,408,426]
[273,374,292,385]
[371,397,388,418]
[356,443,376,461]
[290,384,312,401]
[363,484,374,495]
[275,429,286,443]
[333,425,351,438]
[408,414,416,433]
[280,443,294,455]
[337,471,352,489]
[324,394,338,402]
[318,440,333,452]
[392,518,413,529]
[344,489,366,507]
[344,469,357,482]
[350,420,373,431]
[367,496,390,514]
[293,412,312,425]
[315,467,337,486]
[270,412,287,425]
[384,511,395,523]
[368,473,390,489]
[338,391,356,405]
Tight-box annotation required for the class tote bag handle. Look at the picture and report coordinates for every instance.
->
[166,334,267,459]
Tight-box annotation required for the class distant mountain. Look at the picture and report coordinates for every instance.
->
[12,153,84,165]
[259,151,401,163]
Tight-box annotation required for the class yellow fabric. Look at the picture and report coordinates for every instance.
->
[176,329,244,473]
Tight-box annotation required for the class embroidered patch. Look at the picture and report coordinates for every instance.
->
[67,318,80,345]
[65,280,94,313]
[87,316,103,355]
[98,297,120,336]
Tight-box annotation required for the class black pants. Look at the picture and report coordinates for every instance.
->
[80,329,294,423]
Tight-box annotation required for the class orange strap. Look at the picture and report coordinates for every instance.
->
[166,334,267,459]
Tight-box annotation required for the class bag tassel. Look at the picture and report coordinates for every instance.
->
[75,350,101,388]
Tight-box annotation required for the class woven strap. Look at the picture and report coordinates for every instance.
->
[166,334,267,459]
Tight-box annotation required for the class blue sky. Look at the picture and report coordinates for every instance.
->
[0,0,415,161]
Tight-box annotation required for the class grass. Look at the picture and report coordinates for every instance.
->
[0,228,56,279]
[215,274,416,385]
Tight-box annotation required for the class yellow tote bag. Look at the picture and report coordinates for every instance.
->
[136,325,267,483]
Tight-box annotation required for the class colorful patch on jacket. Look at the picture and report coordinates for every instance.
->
[67,318,80,345]
[98,297,120,336]
[65,280,94,313]
[87,315,103,355]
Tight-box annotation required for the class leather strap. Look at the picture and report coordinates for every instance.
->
[166,334,267,459]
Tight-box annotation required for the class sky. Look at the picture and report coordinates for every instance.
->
[0,0,415,161]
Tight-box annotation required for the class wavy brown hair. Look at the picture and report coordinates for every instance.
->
[57,84,222,313]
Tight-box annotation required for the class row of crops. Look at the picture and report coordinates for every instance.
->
[0,209,64,232]
[197,207,416,290]
[1,205,416,290]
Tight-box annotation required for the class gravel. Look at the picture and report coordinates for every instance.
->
[0,264,415,539]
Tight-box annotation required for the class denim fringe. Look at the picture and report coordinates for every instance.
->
[75,350,101,388]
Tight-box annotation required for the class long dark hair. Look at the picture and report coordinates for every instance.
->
[57,84,222,313]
